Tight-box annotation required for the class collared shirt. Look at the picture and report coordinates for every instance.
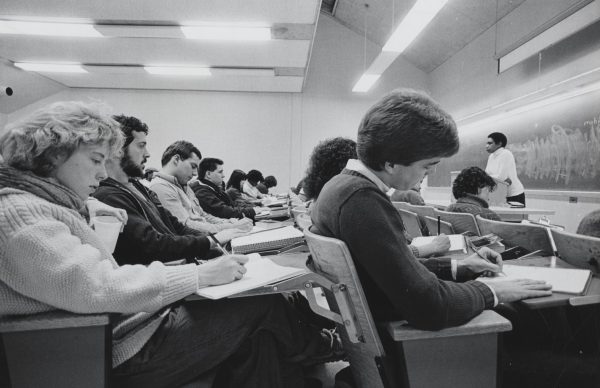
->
[242,181,262,199]
[345,160,498,304]
[485,147,524,197]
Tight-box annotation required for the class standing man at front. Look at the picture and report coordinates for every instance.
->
[485,132,525,205]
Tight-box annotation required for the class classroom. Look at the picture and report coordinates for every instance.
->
[1,0,600,387]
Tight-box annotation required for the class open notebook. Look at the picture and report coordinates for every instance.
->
[231,225,304,254]
[411,234,467,254]
[479,265,592,295]
[196,253,308,299]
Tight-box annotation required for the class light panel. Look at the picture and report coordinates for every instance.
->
[352,74,381,93]
[14,62,87,73]
[0,20,101,37]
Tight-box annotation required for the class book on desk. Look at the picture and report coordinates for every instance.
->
[231,225,304,254]
[196,253,308,299]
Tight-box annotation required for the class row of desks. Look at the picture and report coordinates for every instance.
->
[425,199,555,221]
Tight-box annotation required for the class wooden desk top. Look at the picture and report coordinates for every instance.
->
[425,199,555,216]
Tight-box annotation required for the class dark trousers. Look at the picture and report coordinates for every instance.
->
[506,192,526,206]
[113,295,307,388]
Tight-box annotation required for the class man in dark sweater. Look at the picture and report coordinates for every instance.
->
[190,158,259,219]
[93,116,244,265]
[311,89,551,330]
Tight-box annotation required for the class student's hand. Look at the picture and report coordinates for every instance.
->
[197,255,249,287]
[86,197,128,229]
[215,228,248,244]
[505,178,512,185]
[232,218,253,232]
[485,278,552,303]
[459,247,503,275]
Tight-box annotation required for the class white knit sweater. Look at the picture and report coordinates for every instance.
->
[0,187,199,366]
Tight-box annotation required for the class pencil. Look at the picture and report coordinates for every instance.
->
[437,216,441,235]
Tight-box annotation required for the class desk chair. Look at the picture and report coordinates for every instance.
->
[551,229,600,274]
[391,201,412,212]
[476,216,554,255]
[0,312,216,388]
[394,208,423,238]
[304,229,512,388]
[434,209,481,235]
[423,215,455,235]
[401,204,436,236]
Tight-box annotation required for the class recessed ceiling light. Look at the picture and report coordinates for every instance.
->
[144,66,211,76]
[14,62,87,73]
[352,74,381,93]
[181,25,271,41]
[382,0,448,53]
[0,20,101,37]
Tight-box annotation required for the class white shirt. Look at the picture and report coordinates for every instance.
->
[242,181,262,199]
[485,148,524,197]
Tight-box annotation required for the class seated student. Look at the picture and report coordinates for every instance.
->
[0,101,317,388]
[446,166,501,223]
[149,141,252,234]
[389,179,426,205]
[577,209,600,238]
[93,116,244,266]
[257,175,278,195]
[190,158,259,219]
[226,169,257,207]
[305,136,449,258]
[243,169,265,199]
[311,89,551,328]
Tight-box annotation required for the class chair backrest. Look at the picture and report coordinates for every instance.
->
[423,216,455,235]
[392,201,412,212]
[304,229,393,388]
[395,208,423,238]
[550,229,600,274]
[434,209,480,235]
[476,216,554,254]
[402,204,436,236]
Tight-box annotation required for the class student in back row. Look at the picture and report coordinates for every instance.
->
[445,166,501,224]
[311,89,551,328]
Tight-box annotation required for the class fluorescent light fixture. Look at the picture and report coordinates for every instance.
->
[498,1,599,73]
[144,66,211,76]
[382,0,448,53]
[181,25,271,40]
[14,62,87,73]
[0,20,101,37]
[352,74,381,93]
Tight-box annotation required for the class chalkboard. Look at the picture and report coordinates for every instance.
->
[429,88,600,191]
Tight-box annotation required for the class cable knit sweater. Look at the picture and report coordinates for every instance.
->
[0,187,199,367]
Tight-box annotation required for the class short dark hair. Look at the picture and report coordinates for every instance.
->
[577,210,600,238]
[263,175,277,188]
[303,137,357,200]
[198,157,223,179]
[226,169,247,191]
[112,115,149,148]
[160,140,202,167]
[488,132,507,147]
[357,89,459,170]
[452,167,497,199]
[246,169,264,185]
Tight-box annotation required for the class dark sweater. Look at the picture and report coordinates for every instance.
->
[93,178,210,265]
[190,179,256,219]
[445,194,501,228]
[311,169,494,329]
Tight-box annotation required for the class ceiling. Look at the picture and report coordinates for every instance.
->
[0,0,320,113]
[323,0,527,73]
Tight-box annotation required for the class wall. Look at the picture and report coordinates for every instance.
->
[0,113,6,131]
[427,0,600,231]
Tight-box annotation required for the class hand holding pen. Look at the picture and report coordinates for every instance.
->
[209,233,230,255]
[462,245,505,277]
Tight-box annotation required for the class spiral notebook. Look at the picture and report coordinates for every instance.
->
[231,225,304,254]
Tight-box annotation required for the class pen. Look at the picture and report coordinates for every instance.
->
[470,242,505,276]
[437,216,441,235]
[208,233,229,255]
